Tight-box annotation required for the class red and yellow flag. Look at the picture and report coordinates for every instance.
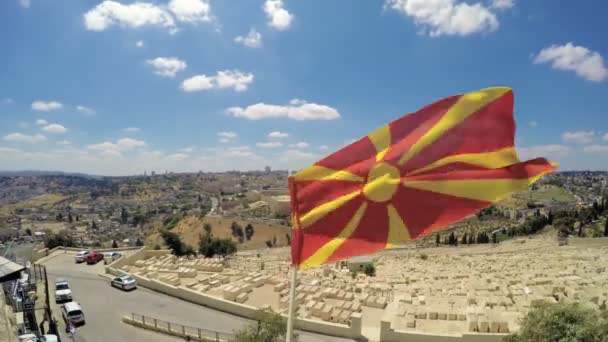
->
[288,87,556,269]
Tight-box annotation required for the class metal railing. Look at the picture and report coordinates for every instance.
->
[129,313,235,341]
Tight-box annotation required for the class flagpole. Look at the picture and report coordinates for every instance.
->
[286,265,298,342]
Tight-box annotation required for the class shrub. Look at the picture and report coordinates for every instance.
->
[505,302,608,342]
[233,308,294,342]
[419,254,428,260]
[363,263,376,277]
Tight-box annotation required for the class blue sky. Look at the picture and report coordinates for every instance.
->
[1,0,607,175]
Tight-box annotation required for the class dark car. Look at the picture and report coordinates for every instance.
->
[86,251,103,265]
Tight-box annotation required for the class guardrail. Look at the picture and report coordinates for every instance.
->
[125,313,235,342]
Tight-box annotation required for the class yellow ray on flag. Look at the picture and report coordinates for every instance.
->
[293,165,364,183]
[407,147,520,176]
[368,125,391,161]
[300,202,367,269]
[399,87,511,166]
[299,190,361,228]
[402,176,546,203]
[386,204,411,248]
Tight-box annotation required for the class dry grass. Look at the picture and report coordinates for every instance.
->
[0,193,66,215]
[146,215,290,251]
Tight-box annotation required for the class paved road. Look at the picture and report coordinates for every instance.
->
[42,253,354,342]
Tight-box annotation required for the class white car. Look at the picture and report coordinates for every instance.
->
[103,252,122,264]
[54,279,72,303]
[61,302,85,326]
[111,275,137,291]
[18,334,58,342]
[74,251,90,263]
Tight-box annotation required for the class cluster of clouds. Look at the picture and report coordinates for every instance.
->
[83,0,212,33]
[83,0,292,38]
[533,43,608,82]
[226,99,341,121]
[385,0,513,37]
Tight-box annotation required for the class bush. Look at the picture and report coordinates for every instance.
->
[419,254,428,260]
[363,263,376,277]
[505,302,608,342]
[199,233,237,258]
[233,308,294,342]
[45,230,75,249]
[161,230,187,256]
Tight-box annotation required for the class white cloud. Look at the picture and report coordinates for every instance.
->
[529,121,538,127]
[76,105,95,115]
[42,124,67,134]
[136,40,144,47]
[226,99,341,121]
[217,131,237,139]
[561,131,595,144]
[83,1,176,32]
[117,138,147,149]
[281,149,317,160]
[147,57,187,77]
[57,140,71,146]
[167,153,189,160]
[603,133,608,141]
[256,142,283,148]
[490,0,514,10]
[168,0,211,23]
[583,145,608,154]
[289,142,309,149]
[181,70,254,92]
[178,146,195,152]
[534,43,608,82]
[87,138,147,157]
[3,133,47,143]
[517,144,572,159]
[123,127,142,133]
[235,29,262,48]
[18,122,29,129]
[318,145,329,151]
[386,0,500,37]
[268,131,289,139]
[31,100,63,112]
[0,147,20,153]
[18,0,30,8]
[35,119,48,126]
[264,0,293,31]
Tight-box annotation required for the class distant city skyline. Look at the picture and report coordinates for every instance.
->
[1,0,607,175]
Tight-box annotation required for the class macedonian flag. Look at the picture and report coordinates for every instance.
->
[288,87,556,269]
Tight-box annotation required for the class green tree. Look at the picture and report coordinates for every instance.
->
[68,213,73,223]
[203,223,213,236]
[44,230,75,249]
[245,224,255,241]
[135,237,144,246]
[112,240,118,248]
[363,263,376,277]
[233,308,293,342]
[161,230,186,256]
[25,228,32,236]
[121,207,129,224]
[435,233,440,245]
[604,219,608,237]
[505,302,608,342]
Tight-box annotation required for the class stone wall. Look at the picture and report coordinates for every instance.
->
[380,319,507,342]
[105,250,362,340]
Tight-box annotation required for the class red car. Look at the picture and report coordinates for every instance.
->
[86,251,104,265]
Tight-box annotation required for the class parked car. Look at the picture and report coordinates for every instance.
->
[74,251,90,263]
[61,302,85,326]
[111,275,137,291]
[86,251,103,265]
[18,333,58,342]
[103,252,122,264]
[54,279,72,303]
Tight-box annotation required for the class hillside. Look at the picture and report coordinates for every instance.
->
[146,215,291,251]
